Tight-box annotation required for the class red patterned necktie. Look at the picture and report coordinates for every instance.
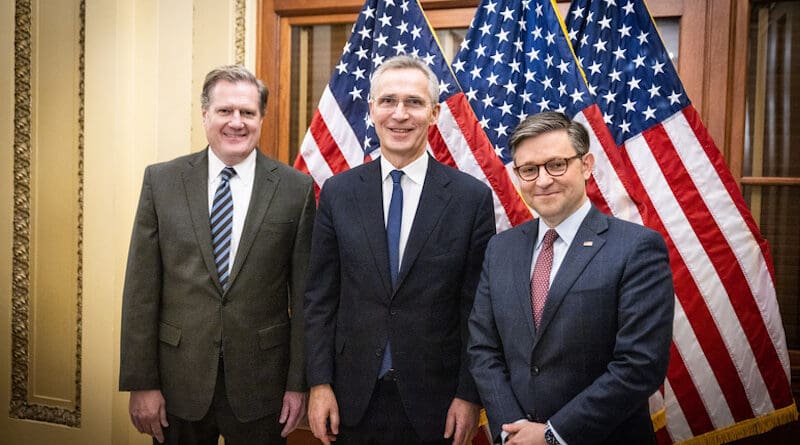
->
[531,229,558,328]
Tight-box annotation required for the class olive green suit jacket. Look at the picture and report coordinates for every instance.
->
[119,148,315,422]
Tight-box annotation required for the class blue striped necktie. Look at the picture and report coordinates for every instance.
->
[211,167,236,290]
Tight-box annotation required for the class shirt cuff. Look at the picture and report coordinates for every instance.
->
[500,419,528,444]
[547,420,568,445]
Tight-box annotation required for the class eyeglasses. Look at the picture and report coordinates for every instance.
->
[513,155,583,182]
[372,95,430,111]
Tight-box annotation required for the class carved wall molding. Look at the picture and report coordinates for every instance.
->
[9,0,85,427]
[235,0,246,65]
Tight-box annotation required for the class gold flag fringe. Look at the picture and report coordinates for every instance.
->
[663,403,799,444]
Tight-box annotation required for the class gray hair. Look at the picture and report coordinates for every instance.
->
[201,65,268,116]
[509,112,589,158]
[369,55,439,105]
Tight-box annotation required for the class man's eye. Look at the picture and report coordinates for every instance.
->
[379,97,396,105]
[549,160,567,169]
[406,98,424,107]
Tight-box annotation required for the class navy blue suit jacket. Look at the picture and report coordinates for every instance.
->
[468,206,673,444]
[304,156,495,440]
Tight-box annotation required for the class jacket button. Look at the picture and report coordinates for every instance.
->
[390,310,397,315]
[375,348,382,357]
[531,366,540,375]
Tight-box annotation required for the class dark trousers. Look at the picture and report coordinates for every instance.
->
[337,377,452,445]
[157,358,285,445]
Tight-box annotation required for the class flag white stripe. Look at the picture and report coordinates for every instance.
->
[317,86,364,169]
[625,131,774,415]
[663,113,791,386]
[438,102,514,230]
[671,296,735,429]
[663,379,693,442]
[575,111,643,224]
[298,132,334,188]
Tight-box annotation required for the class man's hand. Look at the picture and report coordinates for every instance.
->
[502,421,547,445]
[308,384,339,445]
[279,390,308,437]
[443,398,480,445]
[129,389,168,443]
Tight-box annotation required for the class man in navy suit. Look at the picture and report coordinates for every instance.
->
[468,112,674,445]
[304,55,496,445]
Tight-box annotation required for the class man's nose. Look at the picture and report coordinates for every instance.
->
[391,102,409,118]
[229,111,244,126]
[535,169,555,186]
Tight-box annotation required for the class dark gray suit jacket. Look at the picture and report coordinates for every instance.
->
[119,148,315,422]
[468,206,674,444]
[304,157,496,441]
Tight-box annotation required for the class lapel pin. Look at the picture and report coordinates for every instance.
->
[583,241,593,247]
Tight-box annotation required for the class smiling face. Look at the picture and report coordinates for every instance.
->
[369,67,440,169]
[202,80,263,166]
[514,128,595,227]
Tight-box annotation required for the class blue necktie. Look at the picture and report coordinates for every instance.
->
[380,169,404,377]
[211,167,236,290]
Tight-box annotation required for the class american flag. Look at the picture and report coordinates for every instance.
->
[455,0,797,443]
[293,0,531,231]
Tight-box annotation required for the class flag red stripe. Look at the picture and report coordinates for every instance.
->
[292,154,322,200]
[684,107,777,280]
[309,112,350,175]
[428,125,458,168]
[586,177,612,215]
[446,94,532,226]
[293,149,310,172]
[628,162,756,426]
[582,106,758,427]
[581,105,648,213]
[646,121,793,410]
[666,342,716,436]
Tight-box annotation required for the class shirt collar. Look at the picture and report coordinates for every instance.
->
[537,199,592,248]
[208,147,257,187]
[380,151,429,185]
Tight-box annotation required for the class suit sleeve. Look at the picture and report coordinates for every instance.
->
[286,180,316,392]
[119,166,163,391]
[303,185,341,387]
[468,237,528,440]
[550,228,674,443]
[455,187,496,404]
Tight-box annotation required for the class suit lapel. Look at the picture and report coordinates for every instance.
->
[354,160,394,297]
[534,207,607,347]
[514,221,539,341]
[395,158,451,292]
[182,149,222,293]
[227,152,279,290]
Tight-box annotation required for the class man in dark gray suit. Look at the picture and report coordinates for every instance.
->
[468,112,674,445]
[304,55,496,445]
[119,65,314,444]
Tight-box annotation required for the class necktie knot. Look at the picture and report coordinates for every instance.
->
[220,167,236,182]
[542,228,558,248]
[390,169,404,184]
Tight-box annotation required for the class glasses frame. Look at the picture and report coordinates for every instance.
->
[370,95,431,112]
[513,154,584,182]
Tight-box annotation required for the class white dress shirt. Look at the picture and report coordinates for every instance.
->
[380,152,428,268]
[529,199,592,283]
[208,148,256,277]
[504,199,592,445]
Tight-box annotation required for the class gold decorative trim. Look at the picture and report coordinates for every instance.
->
[9,0,84,427]
[235,0,246,64]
